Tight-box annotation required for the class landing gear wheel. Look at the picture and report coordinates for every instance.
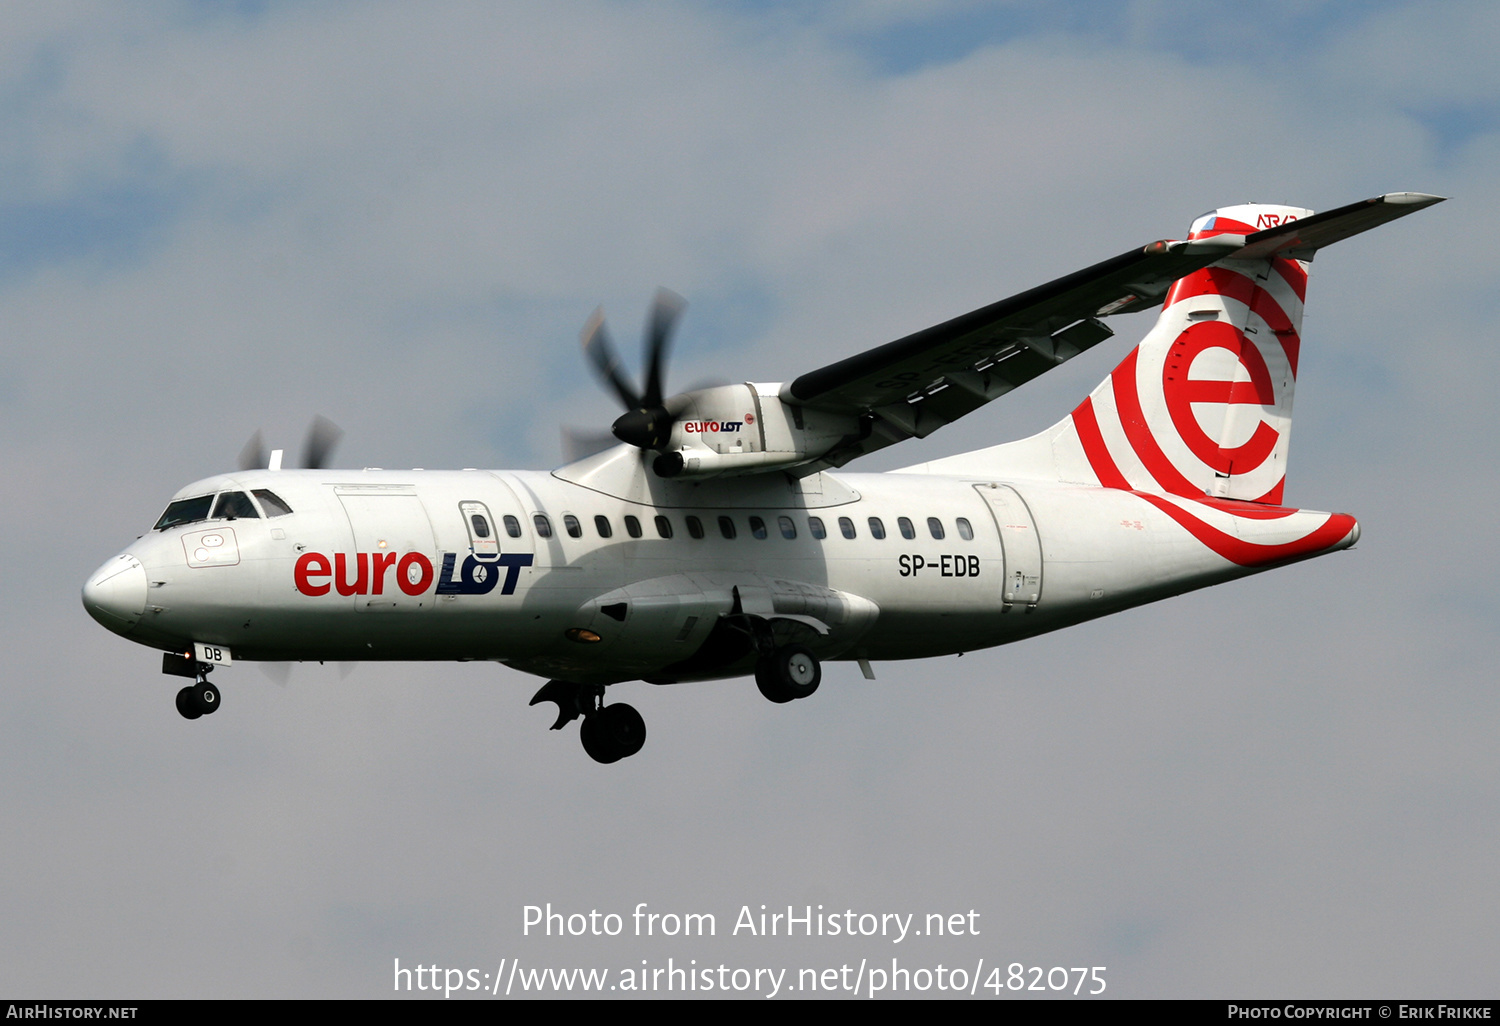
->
[175,686,203,720]
[580,703,647,764]
[195,682,221,715]
[755,645,821,704]
[579,716,613,763]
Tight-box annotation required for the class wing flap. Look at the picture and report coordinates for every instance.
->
[786,241,1227,412]
[783,237,1240,467]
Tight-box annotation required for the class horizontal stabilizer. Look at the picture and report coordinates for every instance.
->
[1233,192,1444,261]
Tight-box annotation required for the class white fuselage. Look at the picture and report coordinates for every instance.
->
[85,445,1355,687]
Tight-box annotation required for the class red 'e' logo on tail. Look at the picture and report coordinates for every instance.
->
[1162,321,1280,476]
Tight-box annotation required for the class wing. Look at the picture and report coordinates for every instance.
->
[781,236,1237,468]
[782,193,1442,470]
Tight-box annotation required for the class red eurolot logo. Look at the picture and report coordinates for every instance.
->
[294,550,533,598]
[294,551,433,597]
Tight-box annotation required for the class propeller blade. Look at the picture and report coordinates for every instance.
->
[237,430,267,471]
[581,290,689,451]
[581,308,643,410]
[641,288,685,408]
[261,662,292,687]
[301,415,343,470]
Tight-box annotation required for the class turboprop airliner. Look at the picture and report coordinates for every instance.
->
[82,193,1441,763]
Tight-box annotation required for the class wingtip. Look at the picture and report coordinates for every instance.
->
[1378,192,1446,207]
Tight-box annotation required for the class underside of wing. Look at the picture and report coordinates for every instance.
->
[780,234,1244,470]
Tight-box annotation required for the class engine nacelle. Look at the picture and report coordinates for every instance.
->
[654,383,858,479]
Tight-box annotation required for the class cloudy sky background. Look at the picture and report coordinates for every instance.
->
[3,0,1496,999]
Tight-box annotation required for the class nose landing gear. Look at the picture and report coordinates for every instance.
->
[174,681,220,720]
[163,651,221,720]
[530,680,646,764]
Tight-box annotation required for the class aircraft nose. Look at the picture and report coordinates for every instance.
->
[82,553,148,636]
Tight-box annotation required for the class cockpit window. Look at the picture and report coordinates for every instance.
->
[211,491,260,520]
[252,489,293,517]
[154,495,214,531]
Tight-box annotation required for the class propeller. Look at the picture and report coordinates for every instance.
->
[582,288,687,450]
[237,431,268,474]
[301,415,343,470]
[236,416,344,471]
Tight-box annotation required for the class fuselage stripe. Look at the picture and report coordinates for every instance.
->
[1110,347,1205,499]
[1071,396,1131,490]
[1132,493,1354,567]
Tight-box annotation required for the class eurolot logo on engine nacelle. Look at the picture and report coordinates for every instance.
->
[294,551,534,598]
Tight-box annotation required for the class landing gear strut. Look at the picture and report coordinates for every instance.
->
[755,644,821,704]
[530,680,647,764]
[164,651,220,720]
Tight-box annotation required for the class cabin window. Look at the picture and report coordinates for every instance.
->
[471,514,492,539]
[778,516,796,540]
[533,514,553,538]
[898,516,915,539]
[927,517,945,540]
[211,491,259,520]
[956,517,974,541]
[868,517,886,540]
[563,514,582,538]
[503,515,521,538]
[838,516,856,539]
[655,515,673,539]
[154,495,213,531]
[686,515,705,539]
[808,516,826,539]
[749,516,768,539]
[594,515,613,539]
[624,515,643,539]
[252,489,293,517]
[718,516,737,540]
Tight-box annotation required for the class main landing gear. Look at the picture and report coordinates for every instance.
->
[724,588,823,706]
[530,681,646,764]
[754,644,821,704]
[163,651,220,720]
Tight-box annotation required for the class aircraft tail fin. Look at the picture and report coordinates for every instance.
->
[1068,201,1313,504]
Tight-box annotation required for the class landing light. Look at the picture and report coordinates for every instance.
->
[565,628,602,644]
